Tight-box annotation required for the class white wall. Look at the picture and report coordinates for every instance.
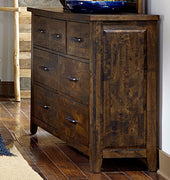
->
[148,0,170,155]
[0,0,14,81]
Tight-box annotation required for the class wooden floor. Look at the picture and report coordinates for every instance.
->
[0,97,166,180]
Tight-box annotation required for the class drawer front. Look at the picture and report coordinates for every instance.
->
[67,22,90,59]
[58,56,89,104]
[33,48,58,90]
[57,95,89,147]
[33,16,49,48]
[33,15,66,53]
[49,19,66,53]
[32,85,64,137]
[32,85,89,148]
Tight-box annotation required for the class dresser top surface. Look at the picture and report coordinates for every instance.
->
[27,7,159,22]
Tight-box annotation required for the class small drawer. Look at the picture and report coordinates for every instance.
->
[57,95,89,147]
[32,85,64,137]
[33,15,66,53]
[49,19,66,53]
[58,56,89,104]
[33,16,49,48]
[33,48,58,90]
[67,22,90,59]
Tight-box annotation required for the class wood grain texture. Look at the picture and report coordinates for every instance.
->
[19,7,31,98]
[20,69,31,77]
[19,52,31,69]
[103,27,147,149]
[33,48,58,90]
[33,15,66,53]
[58,55,90,104]
[32,85,89,155]
[103,148,146,158]
[20,41,31,52]
[20,90,31,98]
[20,77,31,90]
[67,22,90,59]
[146,21,158,172]
[89,21,104,173]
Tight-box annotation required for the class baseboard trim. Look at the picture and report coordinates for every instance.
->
[0,81,14,97]
[157,150,170,180]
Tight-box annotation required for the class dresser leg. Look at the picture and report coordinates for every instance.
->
[146,150,157,171]
[30,121,38,135]
[89,155,103,173]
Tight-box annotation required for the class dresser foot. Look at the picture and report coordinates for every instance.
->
[30,122,38,135]
[147,155,157,171]
[90,156,103,173]
[146,148,157,171]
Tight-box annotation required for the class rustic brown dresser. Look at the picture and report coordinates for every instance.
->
[28,7,159,172]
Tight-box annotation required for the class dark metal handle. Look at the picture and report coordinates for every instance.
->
[39,66,49,72]
[38,29,46,33]
[65,117,78,124]
[72,37,83,43]
[66,76,79,82]
[40,103,50,110]
[52,33,62,39]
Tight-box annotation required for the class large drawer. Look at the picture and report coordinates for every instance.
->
[32,85,89,148]
[33,48,58,90]
[33,15,66,53]
[58,56,89,104]
[67,22,90,59]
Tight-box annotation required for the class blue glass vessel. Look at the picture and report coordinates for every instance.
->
[66,1,127,13]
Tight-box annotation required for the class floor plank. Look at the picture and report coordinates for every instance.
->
[125,171,151,180]
[104,172,131,180]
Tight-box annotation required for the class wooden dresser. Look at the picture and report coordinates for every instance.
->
[28,7,159,172]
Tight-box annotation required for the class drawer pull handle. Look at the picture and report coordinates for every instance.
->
[66,76,79,82]
[65,117,78,124]
[38,29,46,33]
[40,104,50,110]
[52,34,62,39]
[39,66,49,72]
[72,37,83,43]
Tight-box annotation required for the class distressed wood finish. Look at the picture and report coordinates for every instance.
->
[33,15,66,53]
[28,8,159,173]
[58,56,90,104]
[33,48,58,90]
[103,26,147,148]
[67,22,90,59]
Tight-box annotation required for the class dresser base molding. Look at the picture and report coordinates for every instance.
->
[157,150,170,180]
[103,148,146,158]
